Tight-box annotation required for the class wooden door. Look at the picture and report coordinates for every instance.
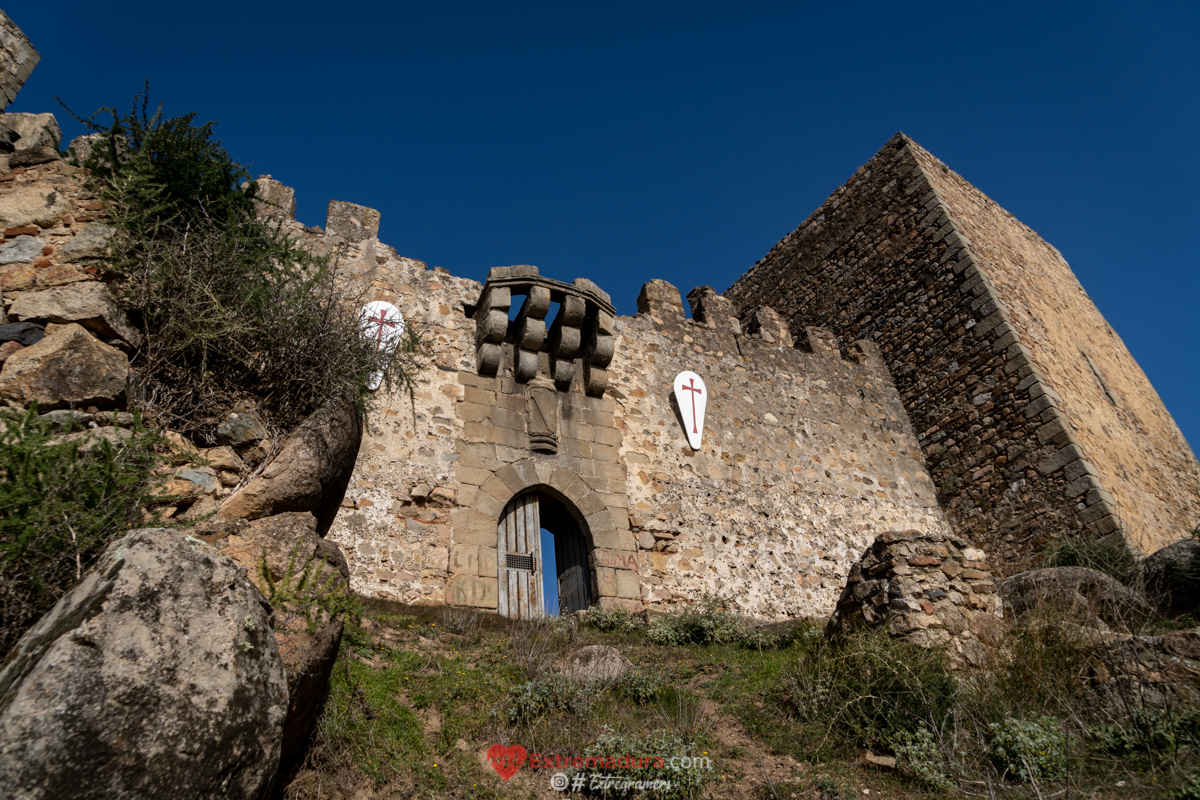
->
[498,493,544,619]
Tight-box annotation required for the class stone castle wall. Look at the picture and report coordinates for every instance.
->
[242,175,956,619]
[725,134,1200,572]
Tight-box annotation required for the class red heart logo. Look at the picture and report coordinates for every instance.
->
[487,744,527,781]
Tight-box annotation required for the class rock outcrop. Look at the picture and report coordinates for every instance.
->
[8,282,141,346]
[999,567,1153,632]
[201,512,351,767]
[1142,538,1200,618]
[0,322,128,409]
[0,529,289,799]
[220,396,363,535]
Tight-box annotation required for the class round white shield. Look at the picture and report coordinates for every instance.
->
[360,300,405,391]
[673,370,707,450]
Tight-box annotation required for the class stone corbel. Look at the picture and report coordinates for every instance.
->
[547,295,586,391]
[582,306,615,397]
[474,285,510,376]
[512,286,550,383]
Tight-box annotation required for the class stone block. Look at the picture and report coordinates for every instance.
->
[455,464,491,486]
[597,597,642,612]
[451,544,477,575]
[1063,459,1099,482]
[594,567,618,597]
[478,547,498,577]
[592,528,637,551]
[615,569,641,599]
[1037,445,1082,476]
[448,575,498,609]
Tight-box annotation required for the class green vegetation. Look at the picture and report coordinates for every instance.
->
[282,598,1200,800]
[64,86,429,442]
[0,406,166,654]
[259,541,363,636]
[1043,535,1140,585]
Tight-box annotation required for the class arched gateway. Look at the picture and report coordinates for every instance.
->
[497,490,590,618]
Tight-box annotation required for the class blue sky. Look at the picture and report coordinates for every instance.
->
[13,1,1199,450]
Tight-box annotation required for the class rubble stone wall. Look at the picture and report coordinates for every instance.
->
[0,12,39,111]
[309,191,953,618]
[724,133,1200,573]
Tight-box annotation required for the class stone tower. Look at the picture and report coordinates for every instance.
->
[725,133,1200,573]
[0,11,39,111]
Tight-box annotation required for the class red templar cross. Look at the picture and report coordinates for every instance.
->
[370,308,397,350]
[681,378,703,433]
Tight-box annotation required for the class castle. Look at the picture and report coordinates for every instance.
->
[254,131,1199,621]
[3,7,1195,622]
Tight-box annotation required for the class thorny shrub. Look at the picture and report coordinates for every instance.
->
[63,87,429,443]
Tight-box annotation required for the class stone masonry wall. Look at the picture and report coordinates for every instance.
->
[0,12,39,112]
[610,281,954,618]
[725,133,1199,574]
[910,144,1200,556]
[293,176,955,618]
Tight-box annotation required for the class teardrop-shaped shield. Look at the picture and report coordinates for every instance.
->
[360,300,405,391]
[673,370,707,450]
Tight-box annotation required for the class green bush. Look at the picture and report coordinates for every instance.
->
[987,715,1067,783]
[0,406,164,655]
[1042,536,1138,585]
[66,87,428,442]
[890,726,955,790]
[504,677,598,725]
[1097,708,1200,761]
[620,668,665,704]
[584,605,643,634]
[646,595,747,647]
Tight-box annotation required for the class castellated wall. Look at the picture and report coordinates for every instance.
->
[271,178,954,619]
[725,134,1200,571]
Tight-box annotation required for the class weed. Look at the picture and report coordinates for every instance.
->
[785,627,956,751]
[584,605,644,634]
[260,541,362,635]
[621,668,666,704]
[987,715,1067,783]
[890,726,954,790]
[1043,536,1139,585]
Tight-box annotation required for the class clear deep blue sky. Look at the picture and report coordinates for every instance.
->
[12,1,1200,450]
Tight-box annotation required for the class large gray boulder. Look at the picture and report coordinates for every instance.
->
[0,322,128,409]
[999,567,1153,632]
[219,396,362,535]
[1142,538,1200,618]
[0,529,288,799]
[9,282,141,347]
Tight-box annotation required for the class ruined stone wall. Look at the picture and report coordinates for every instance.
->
[725,134,1200,572]
[0,12,38,111]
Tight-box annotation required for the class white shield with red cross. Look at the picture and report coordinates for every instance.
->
[673,370,707,450]
[360,300,405,391]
